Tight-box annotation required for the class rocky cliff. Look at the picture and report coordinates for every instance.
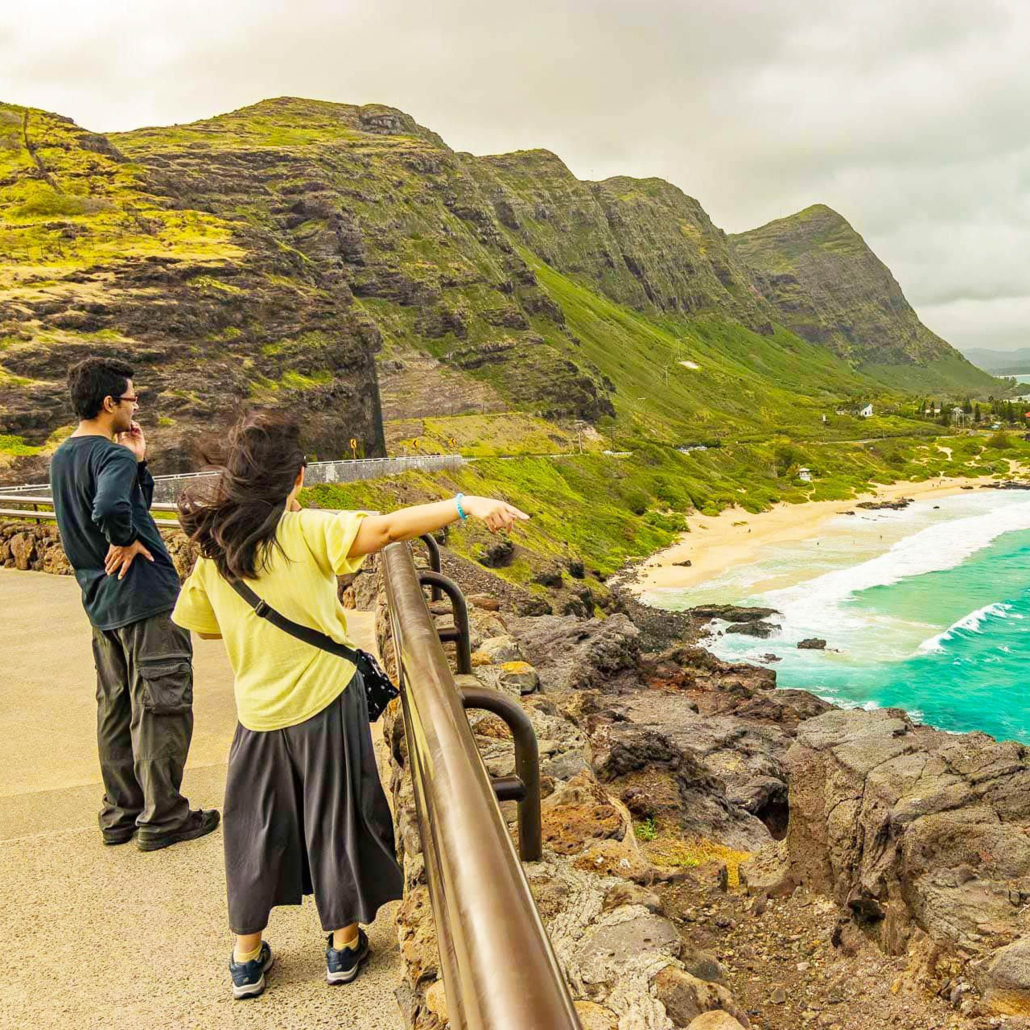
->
[0,101,387,473]
[731,205,998,393]
[0,98,616,478]
[466,151,773,332]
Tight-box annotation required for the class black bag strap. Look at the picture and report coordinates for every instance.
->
[227,578,363,664]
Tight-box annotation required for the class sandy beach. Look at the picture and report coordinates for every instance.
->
[632,475,1013,594]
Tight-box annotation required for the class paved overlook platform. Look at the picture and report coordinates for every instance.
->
[0,568,403,1030]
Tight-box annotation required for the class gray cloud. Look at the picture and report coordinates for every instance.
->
[4,0,1029,351]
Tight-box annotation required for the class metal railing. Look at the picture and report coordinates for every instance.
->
[382,539,581,1030]
[0,494,181,528]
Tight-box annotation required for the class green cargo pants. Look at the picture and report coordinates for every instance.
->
[91,612,194,843]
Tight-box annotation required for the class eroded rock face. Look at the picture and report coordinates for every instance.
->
[592,718,773,853]
[377,585,752,1029]
[507,613,642,693]
[782,707,1030,1005]
[731,203,992,386]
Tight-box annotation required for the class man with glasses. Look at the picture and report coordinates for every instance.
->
[50,357,218,850]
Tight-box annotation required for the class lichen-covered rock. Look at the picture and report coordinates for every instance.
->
[477,634,524,664]
[8,532,35,570]
[592,721,772,853]
[980,938,1030,1016]
[602,882,664,915]
[784,706,1030,995]
[574,913,681,985]
[396,886,439,987]
[573,1000,619,1030]
[423,979,448,1023]
[542,774,626,855]
[739,840,796,899]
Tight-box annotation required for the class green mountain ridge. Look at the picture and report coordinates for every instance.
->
[730,204,999,393]
[0,96,1009,484]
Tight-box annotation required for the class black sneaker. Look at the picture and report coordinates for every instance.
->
[102,827,136,846]
[137,809,220,852]
[229,940,274,1000]
[326,929,370,985]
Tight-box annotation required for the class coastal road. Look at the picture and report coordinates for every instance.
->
[0,567,403,1030]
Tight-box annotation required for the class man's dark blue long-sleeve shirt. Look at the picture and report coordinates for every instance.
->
[50,436,180,630]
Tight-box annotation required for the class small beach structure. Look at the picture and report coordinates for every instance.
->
[797,467,813,483]
[859,403,874,418]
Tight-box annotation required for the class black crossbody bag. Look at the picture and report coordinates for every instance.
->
[227,579,399,722]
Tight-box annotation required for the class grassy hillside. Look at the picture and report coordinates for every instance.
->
[0,100,385,473]
[307,431,1030,604]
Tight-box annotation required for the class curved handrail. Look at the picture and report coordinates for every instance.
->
[382,540,581,1030]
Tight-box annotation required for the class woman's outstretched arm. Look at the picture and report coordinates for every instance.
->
[348,495,528,558]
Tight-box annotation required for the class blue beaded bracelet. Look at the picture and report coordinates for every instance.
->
[455,493,468,520]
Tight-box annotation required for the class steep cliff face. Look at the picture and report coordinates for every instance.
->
[466,150,772,332]
[114,99,616,428]
[0,100,387,473]
[0,98,617,478]
[730,205,998,392]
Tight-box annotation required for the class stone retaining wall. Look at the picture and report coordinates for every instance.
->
[0,519,198,580]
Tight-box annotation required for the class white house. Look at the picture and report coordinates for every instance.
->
[797,467,813,483]
[859,404,874,418]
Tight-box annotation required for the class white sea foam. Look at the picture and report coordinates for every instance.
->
[756,500,1030,641]
[918,602,1014,653]
[773,500,1030,607]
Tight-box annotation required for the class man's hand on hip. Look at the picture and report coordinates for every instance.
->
[105,540,154,579]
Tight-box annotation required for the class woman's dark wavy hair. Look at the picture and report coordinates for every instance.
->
[178,411,306,580]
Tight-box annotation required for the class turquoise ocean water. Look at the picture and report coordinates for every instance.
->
[642,491,1030,743]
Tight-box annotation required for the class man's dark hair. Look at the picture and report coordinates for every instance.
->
[67,357,135,419]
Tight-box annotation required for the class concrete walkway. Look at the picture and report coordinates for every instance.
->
[0,568,402,1030]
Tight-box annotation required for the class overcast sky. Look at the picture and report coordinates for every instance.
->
[4,0,1030,353]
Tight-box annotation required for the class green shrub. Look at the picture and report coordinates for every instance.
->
[624,489,649,515]
[634,818,658,842]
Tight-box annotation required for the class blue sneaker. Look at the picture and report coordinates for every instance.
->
[229,940,274,1000]
[326,929,370,984]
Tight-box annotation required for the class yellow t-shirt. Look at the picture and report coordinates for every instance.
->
[171,508,368,731]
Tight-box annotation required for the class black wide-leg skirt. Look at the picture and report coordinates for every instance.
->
[222,670,403,935]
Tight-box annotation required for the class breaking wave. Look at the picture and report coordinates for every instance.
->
[918,602,1014,653]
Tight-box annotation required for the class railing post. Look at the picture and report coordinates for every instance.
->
[459,686,543,862]
[416,533,443,600]
[417,569,472,674]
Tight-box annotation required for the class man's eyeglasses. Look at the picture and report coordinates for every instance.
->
[115,395,141,406]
